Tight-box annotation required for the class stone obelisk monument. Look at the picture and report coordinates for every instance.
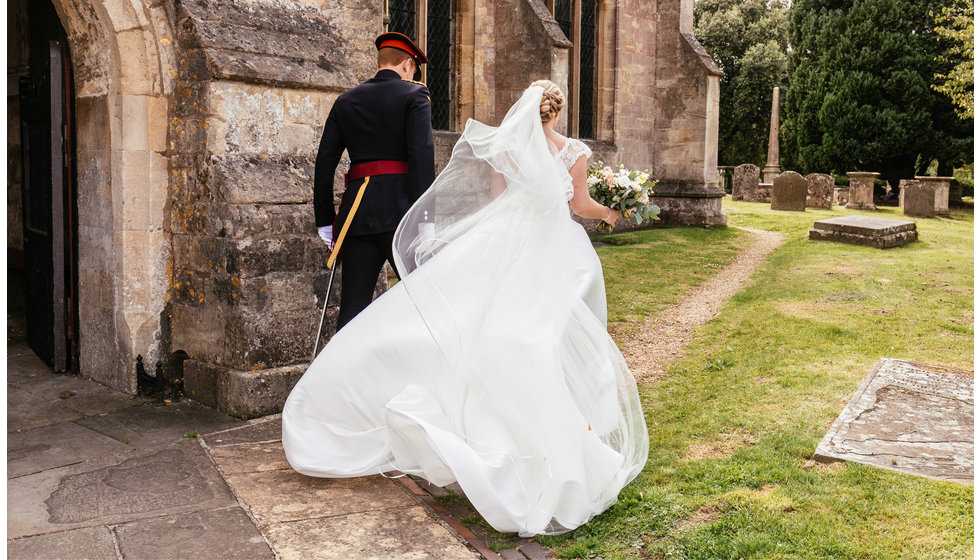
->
[762,86,781,183]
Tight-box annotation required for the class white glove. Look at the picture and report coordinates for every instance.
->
[417,223,436,252]
[318,225,333,250]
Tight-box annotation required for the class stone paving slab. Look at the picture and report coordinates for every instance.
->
[222,468,415,527]
[7,525,117,560]
[7,387,86,433]
[75,400,247,448]
[114,506,274,560]
[6,341,145,416]
[202,415,283,446]
[207,441,291,474]
[264,505,480,560]
[813,358,973,483]
[8,421,130,478]
[7,439,237,538]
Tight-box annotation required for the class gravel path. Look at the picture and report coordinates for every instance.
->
[614,227,786,383]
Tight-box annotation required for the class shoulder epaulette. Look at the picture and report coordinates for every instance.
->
[402,78,427,87]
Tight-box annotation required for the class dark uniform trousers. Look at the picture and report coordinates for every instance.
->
[336,231,396,329]
[313,69,436,331]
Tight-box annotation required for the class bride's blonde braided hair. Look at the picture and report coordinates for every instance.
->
[529,80,565,124]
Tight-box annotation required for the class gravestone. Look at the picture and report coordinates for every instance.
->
[834,187,849,206]
[732,164,759,202]
[771,171,807,211]
[814,358,973,483]
[809,215,917,249]
[805,173,834,208]
[898,179,920,208]
[757,183,772,203]
[903,181,935,218]
[845,171,878,211]
[915,176,953,217]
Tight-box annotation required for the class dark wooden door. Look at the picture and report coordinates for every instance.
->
[19,34,75,372]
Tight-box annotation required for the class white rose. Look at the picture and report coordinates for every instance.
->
[615,174,631,189]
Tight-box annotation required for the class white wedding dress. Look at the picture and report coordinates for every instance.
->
[282,87,648,537]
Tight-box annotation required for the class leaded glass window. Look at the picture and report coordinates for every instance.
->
[578,0,596,139]
[427,0,452,130]
[387,0,415,39]
[554,0,572,40]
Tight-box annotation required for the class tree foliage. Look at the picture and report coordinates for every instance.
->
[932,0,973,119]
[695,0,790,168]
[783,0,973,184]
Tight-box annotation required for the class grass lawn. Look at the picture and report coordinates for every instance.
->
[538,199,974,559]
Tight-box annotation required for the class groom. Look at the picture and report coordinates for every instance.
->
[314,32,436,330]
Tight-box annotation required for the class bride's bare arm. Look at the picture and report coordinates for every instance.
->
[490,170,506,199]
[568,157,620,226]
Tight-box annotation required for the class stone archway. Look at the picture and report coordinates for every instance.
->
[47,0,176,392]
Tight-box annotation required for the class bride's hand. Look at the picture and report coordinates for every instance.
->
[604,208,621,227]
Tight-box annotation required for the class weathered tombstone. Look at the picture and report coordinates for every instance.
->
[834,187,850,206]
[732,164,759,202]
[813,358,973,483]
[757,183,772,203]
[845,171,878,211]
[904,181,936,218]
[805,173,834,208]
[809,215,917,249]
[771,171,807,211]
[915,176,953,217]
[898,179,920,209]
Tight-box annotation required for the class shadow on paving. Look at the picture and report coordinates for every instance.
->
[7,336,481,559]
[6,338,273,560]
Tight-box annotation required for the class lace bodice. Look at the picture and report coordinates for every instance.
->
[557,137,592,171]
[549,137,592,201]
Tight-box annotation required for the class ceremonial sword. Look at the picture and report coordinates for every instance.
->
[311,176,372,361]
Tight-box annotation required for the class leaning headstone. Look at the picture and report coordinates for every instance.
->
[813,358,973,483]
[904,182,936,218]
[834,187,849,206]
[771,171,807,211]
[809,215,917,249]
[915,176,953,217]
[805,173,834,208]
[732,164,760,202]
[845,172,878,211]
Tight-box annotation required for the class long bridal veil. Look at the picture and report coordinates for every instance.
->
[283,86,648,537]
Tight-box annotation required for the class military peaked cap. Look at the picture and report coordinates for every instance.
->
[375,32,428,65]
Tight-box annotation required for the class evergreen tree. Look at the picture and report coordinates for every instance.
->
[695,0,790,168]
[784,0,972,184]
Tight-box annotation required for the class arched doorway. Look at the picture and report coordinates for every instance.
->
[9,0,176,392]
[11,0,77,372]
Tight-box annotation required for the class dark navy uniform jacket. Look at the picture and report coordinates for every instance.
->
[313,69,436,235]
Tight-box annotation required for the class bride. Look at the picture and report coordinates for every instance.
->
[282,80,649,537]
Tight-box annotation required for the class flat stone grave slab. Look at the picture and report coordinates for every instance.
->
[813,358,973,483]
[7,439,236,538]
[809,215,917,249]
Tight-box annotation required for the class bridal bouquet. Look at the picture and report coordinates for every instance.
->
[587,161,660,233]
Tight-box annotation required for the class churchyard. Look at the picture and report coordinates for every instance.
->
[533,199,973,559]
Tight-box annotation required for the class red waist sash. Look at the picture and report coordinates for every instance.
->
[345,160,409,185]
